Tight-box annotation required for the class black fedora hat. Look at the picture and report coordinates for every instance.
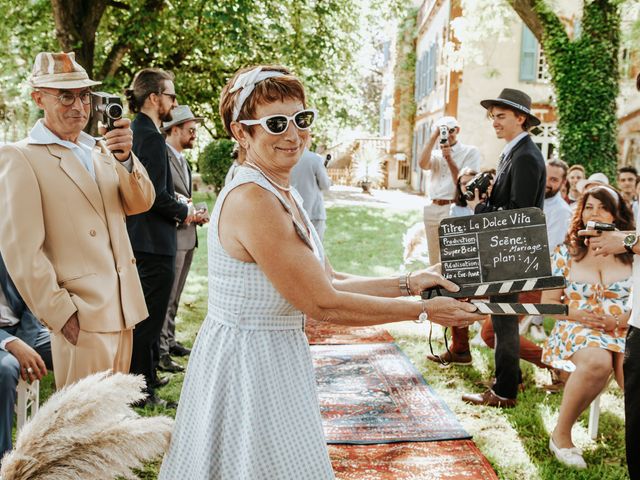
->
[480,88,541,126]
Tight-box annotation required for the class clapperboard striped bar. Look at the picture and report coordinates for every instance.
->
[471,301,568,316]
[421,275,566,299]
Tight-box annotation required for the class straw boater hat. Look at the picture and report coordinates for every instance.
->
[480,88,541,127]
[576,172,610,193]
[161,105,204,131]
[28,52,101,89]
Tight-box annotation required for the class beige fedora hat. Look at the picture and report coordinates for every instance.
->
[28,52,101,89]
[162,105,204,131]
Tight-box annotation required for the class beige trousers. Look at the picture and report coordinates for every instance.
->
[423,203,452,266]
[51,328,133,389]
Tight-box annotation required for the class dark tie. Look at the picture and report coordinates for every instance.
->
[496,153,507,176]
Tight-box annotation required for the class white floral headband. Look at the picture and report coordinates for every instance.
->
[230,67,285,121]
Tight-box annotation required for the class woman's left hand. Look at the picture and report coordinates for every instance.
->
[409,264,460,294]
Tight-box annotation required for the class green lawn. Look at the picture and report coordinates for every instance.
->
[26,196,628,479]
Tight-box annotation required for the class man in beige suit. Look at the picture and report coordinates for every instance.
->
[0,52,155,388]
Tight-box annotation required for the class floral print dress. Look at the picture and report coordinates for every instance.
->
[542,245,631,372]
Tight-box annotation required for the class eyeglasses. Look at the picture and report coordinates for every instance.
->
[239,109,317,135]
[37,89,91,106]
[161,92,177,102]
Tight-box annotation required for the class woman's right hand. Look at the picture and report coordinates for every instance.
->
[425,297,486,327]
[571,307,606,331]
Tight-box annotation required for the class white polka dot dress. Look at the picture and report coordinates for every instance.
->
[159,167,335,480]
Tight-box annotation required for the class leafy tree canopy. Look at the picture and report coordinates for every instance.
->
[0,0,401,145]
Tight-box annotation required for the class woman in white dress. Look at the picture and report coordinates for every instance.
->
[159,65,485,480]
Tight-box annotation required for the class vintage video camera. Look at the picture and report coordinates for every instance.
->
[438,125,449,145]
[91,92,123,131]
[464,172,493,200]
[585,221,616,231]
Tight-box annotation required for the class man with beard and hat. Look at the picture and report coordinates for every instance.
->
[125,69,196,407]
[0,52,155,389]
[157,105,208,373]
[462,88,546,408]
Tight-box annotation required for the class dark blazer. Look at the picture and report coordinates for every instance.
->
[475,134,545,213]
[167,146,197,251]
[127,113,188,256]
[0,254,44,348]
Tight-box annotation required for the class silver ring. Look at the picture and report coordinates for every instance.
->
[26,367,34,374]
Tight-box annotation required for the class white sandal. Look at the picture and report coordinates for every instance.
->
[549,437,587,469]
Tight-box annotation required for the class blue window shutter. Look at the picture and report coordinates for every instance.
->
[422,50,428,98]
[520,25,538,82]
[430,43,437,92]
[415,57,421,100]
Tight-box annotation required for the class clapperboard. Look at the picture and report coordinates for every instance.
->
[421,207,567,316]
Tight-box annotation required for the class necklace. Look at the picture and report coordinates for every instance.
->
[244,161,292,192]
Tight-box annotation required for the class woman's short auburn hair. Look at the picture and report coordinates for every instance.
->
[566,185,635,265]
[219,65,306,138]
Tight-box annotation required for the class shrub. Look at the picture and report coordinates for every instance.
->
[198,138,235,193]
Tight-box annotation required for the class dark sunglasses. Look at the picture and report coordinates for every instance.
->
[239,109,317,135]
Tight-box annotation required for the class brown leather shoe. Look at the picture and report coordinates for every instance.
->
[462,389,516,408]
[477,377,525,393]
[426,350,472,365]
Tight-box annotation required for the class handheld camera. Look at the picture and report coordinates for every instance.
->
[464,172,493,200]
[91,92,123,131]
[438,125,449,145]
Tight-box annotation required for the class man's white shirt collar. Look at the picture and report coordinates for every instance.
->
[28,119,96,150]
[500,131,529,160]
[166,142,184,161]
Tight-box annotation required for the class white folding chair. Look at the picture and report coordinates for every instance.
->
[15,378,40,432]
[588,393,601,440]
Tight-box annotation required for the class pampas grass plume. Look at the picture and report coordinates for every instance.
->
[1,371,173,480]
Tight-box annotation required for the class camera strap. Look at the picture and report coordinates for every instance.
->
[422,286,453,367]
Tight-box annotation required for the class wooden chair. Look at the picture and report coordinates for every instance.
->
[15,378,40,432]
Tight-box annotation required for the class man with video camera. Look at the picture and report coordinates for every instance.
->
[462,88,546,408]
[419,116,481,266]
[0,52,155,389]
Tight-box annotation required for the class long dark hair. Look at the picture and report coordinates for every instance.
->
[453,168,478,207]
[566,185,635,264]
[125,68,174,113]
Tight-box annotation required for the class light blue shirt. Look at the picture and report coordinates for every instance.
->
[544,191,572,249]
[27,119,132,176]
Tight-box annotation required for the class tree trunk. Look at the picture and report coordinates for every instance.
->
[50,0,108,77]
[506,0,621,178]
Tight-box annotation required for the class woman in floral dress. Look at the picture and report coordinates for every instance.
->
[542,185,634,469]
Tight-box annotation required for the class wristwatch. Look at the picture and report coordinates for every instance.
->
[623,233,638,254]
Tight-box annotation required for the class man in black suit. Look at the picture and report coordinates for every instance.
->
[462,88,546,408]
[125,68,195,407]
[0,253,52,461]
[158,105,207,373]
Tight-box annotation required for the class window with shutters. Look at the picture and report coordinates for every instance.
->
[520,24,550,83]
[519,25,538,82]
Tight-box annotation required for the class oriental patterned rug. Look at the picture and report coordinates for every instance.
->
[328,440,498,479]
[305,317,394,345]
[312,343,471,444]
